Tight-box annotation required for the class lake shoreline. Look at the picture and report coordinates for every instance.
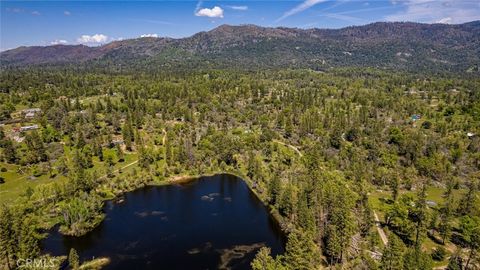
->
[42,174,286,270]
[148,171,287,231]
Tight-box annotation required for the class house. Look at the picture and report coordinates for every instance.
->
[411,114,421,121]
[13,136,24,143]
[20,125,39,132]
[22,108,41,119]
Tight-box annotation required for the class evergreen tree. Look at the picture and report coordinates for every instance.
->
[17,217,40,259]
[278,182,296,219]
[412,184,428,251]
[284,230,320,270]
[75,126,86,149]
[96,142,104,162]
[460,215,480,269]
[403,248,433,270]
[0,206,16,270]
[116,144,125,162]
[447,248,463,270]
[380,234,405,270]
[458,179,478,216]
[251,247,277,270]
[25,130,47,163]
[2,139,17,163]
[165,133,173,167]
[122,113,135,151]
[69,248,80,270]
[268,175,281,205]
[438,191,454,244]
[70,150,88,192]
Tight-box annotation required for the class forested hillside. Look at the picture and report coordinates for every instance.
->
[0,68,479,269]
[1,21,480,73]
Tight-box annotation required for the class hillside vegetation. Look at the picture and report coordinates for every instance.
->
[0,68,479,269]
[1,21,480,73]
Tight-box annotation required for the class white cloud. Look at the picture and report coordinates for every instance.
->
[64,11,71,16]
[385,0,480,24]
[50,39,68,45]
[6,8,24,13]
[195,6,224,18]
[436,17,452,24]
[228,5,248,11]
[77,34,109,44]
[140,34,159,38]
[31,11,40,16]
[277,0,327,22]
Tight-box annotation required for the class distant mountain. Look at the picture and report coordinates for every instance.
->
[1,21,479,73]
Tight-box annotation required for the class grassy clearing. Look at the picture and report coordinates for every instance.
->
[369,185,466,268]
[0,163,67,204]
[0,146,138,205]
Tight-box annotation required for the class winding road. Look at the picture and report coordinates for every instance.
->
[273,140,303,157]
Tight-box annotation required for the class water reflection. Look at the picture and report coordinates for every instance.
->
[42,174,285,270]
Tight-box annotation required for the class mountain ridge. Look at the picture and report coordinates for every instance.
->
[1,21,479,73]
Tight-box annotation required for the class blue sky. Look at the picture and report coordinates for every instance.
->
[1,0,480,51]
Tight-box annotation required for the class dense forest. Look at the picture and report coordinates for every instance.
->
[0,67,479,269]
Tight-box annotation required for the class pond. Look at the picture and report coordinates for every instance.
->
[42,174,286,269]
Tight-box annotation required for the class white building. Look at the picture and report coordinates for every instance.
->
[22,108,41,118]
[20,125,39,132]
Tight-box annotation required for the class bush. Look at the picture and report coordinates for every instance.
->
[422,121,432,129]
[0,176,5,184]
[432,246,447,261]
[0,167,7,172]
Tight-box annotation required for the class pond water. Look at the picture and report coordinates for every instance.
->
[42,174,285,269]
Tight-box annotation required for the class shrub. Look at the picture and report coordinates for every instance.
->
[431,246,447,261]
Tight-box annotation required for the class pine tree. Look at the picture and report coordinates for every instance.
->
[96,143,104,162]
[75,126,86,149]
[251,247,277,270]
[296,189,316,234]
[25,130,47,163]
[246,151,256,179]
[284,230,320,270]
[165,133,173,167]
[380,234,405,270]
[268,175,281,205]
[285,117,293,138]
[278,183,296,219]
[413,184,428,251]
[2,139,16,163]
[438,191,454,244]
[458,178,478,216]
[447,248,463,270]
[460,216,480,269]
[116,144,124,162]
[390,176,400,201]
[70,150,87,192]
[403,248,433,270]
[122,113,134,151]
[17,217,40,259]
[69,248,80,270]
[325,224,342,265]
[0,206,16,270]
